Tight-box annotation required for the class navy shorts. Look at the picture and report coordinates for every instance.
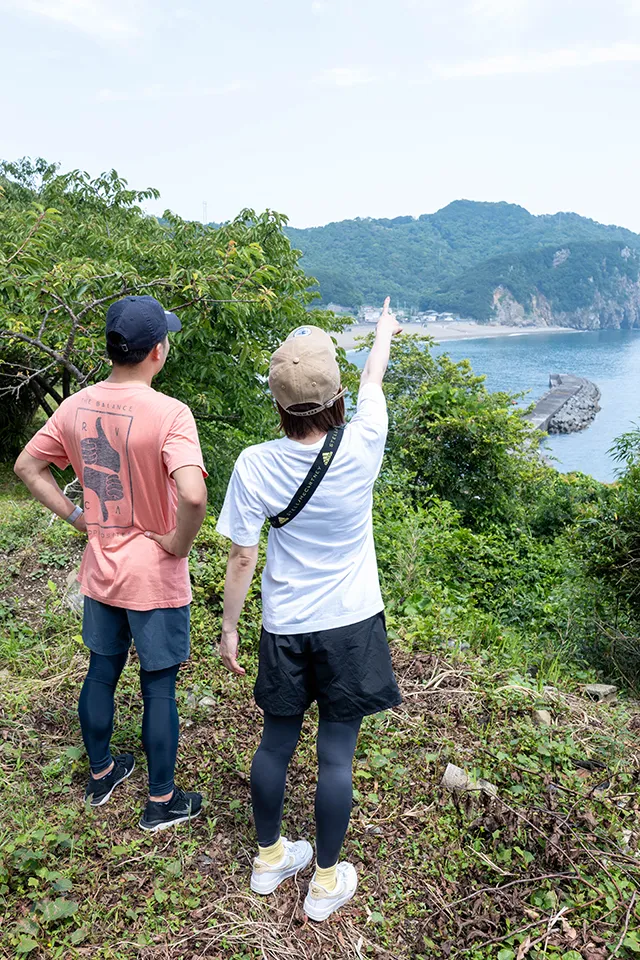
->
[255,611,402,722]
[82,597,190,672]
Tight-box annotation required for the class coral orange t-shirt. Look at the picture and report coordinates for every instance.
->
[25,381,207,611]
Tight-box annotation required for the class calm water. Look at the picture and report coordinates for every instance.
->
[349,329,640,482]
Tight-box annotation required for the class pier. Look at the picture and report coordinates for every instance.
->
[526,374,601,433]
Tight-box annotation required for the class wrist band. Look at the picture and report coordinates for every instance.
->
[66,506,83,525]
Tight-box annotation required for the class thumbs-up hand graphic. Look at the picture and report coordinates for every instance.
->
[84,466,124,521]
[81,417,121,473]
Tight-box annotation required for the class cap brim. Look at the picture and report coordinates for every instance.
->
[165,311,182,333]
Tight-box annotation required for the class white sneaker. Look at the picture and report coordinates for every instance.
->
[303,862,358,921]
[250,838,313,895]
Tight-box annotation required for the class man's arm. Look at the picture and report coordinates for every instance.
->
[360,297,402,387]
[14,450,86,531]
[145,465,207,557]
[219,542,260,676]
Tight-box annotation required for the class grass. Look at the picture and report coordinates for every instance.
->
[1,484,640,959]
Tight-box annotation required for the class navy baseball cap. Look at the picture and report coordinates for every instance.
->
[105,295,181,353]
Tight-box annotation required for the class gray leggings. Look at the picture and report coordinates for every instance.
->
[250,712,362,868]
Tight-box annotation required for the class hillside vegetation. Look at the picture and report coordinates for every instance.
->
[286,201,640,325]
[2,159,640,958]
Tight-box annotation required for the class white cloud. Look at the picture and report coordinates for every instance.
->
[96,81,249,103]
[316,67,375,87]
[436,42,640,77]
[311,0,329,13]
[97,85,162,103]
[468,0,530,19]
[3,0,141,39]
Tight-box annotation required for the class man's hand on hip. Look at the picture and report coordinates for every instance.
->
[144,528,191,558]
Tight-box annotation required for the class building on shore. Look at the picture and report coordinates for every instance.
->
[355,305,465,324]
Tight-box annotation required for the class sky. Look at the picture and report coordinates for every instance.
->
[2,0,640,230]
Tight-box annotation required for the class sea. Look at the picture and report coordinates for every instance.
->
[348,328,640,483]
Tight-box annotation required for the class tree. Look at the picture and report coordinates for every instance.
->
[378,335,544,526]
[0,158,341,496]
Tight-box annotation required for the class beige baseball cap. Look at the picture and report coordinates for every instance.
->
[269,325,345,417]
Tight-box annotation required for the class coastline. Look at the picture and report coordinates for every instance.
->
[334,321,577,352]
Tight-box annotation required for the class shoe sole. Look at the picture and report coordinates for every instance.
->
[138,807,202,833]
[304,879,358,922]
[250,846,314,895]
[88,760,136,807]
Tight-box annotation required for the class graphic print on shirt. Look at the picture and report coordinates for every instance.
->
[76,409,134,527]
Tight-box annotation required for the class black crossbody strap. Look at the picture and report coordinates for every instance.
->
[268,426,345,529]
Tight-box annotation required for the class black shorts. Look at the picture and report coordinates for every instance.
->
[254,611,402,722]
[82,597,190,671]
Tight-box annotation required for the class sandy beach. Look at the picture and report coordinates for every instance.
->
[334,321,576,352]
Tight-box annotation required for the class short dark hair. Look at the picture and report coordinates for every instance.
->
[106,332,157,367]
[277,396,346,440]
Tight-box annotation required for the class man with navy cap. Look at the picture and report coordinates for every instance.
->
[15,295,208,831]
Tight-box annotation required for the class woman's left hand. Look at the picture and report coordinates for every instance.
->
[219,627,246,676]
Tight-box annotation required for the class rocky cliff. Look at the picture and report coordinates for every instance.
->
[491,247,640,330]
[493,280,640,330]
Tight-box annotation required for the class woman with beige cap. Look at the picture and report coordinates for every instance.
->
[216,298,402,921]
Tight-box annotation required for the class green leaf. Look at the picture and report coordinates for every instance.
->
[38,897,79,924]
[497,951,515,960]
[624,933,640,953]
[369,911,385,924]
[154,888,168,903]
[64,746,82,761]
[70,926,89,945]
[52,877,73,892]
[229,799,241,811]
[16,937,39,955]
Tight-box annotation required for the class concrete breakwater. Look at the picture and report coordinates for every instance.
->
[526,374,601,433]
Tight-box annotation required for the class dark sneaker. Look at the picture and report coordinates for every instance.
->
[139,787,202,832]
[84,753,135,807]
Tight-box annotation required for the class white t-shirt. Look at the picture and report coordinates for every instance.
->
[216,382,387,634]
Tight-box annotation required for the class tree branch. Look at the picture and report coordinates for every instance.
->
[4,211,47,266]
[0,330,87,382]
[32,374,63,406]
[231,263,270,296]
[0,362,57,399]
[30,378,55,417]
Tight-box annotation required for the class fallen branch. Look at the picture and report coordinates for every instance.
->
[435,872,575,916]
[611,889,637,956]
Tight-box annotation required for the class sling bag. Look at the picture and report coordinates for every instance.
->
[268,426,345,529]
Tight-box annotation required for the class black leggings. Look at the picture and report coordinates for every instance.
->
[77,651,180,795]
[250,712,362,868]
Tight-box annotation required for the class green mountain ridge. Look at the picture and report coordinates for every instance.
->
[285,200,640,326]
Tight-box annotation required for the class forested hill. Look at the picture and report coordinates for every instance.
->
[286,200,640,327]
